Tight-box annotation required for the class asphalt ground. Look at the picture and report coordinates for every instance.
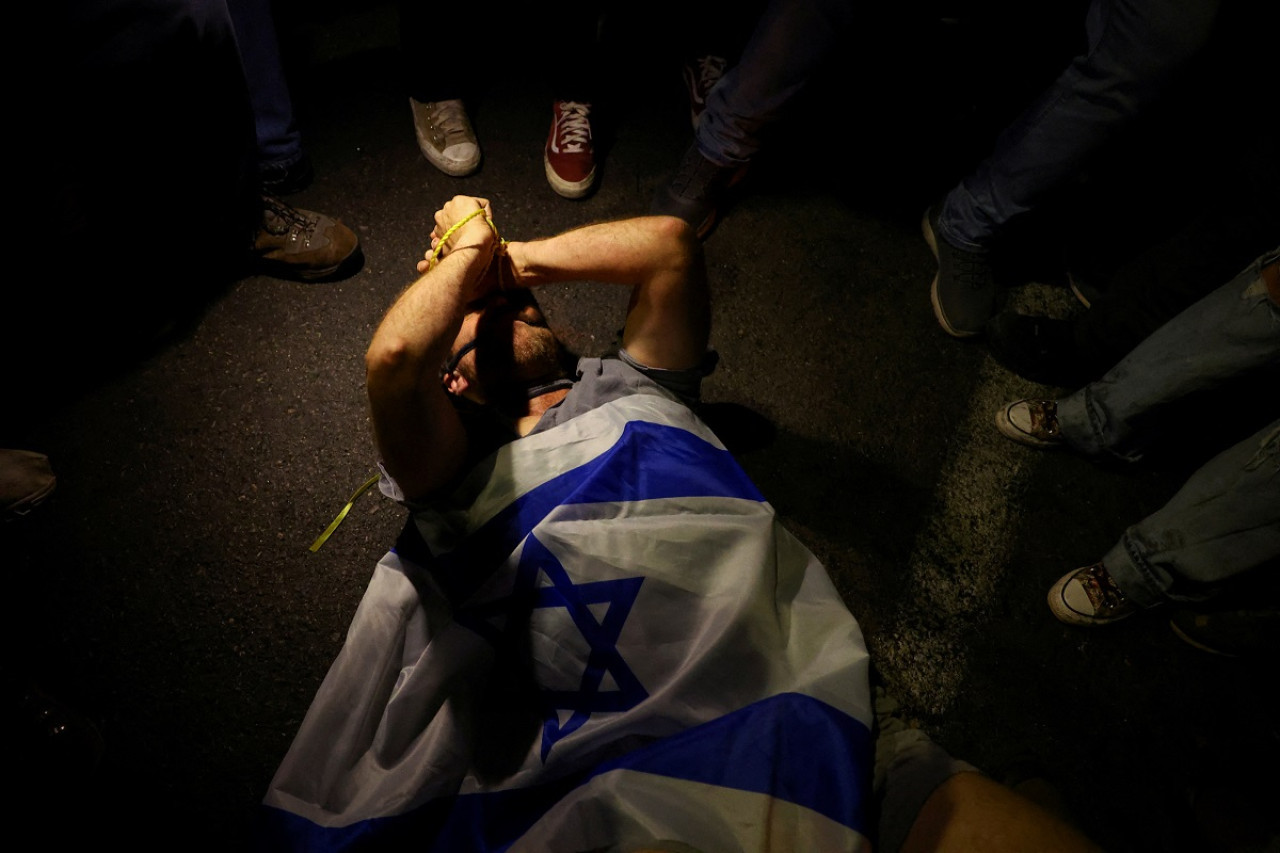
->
[6,2,1277,849]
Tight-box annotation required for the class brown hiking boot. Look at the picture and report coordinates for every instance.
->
[1,449,57,521]
[251,194,361,282]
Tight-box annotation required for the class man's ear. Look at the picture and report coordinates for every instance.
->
[443,370,470,397]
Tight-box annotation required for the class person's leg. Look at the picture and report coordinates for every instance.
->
[398,0,483,176]
[695,0,854,168]
[1055,248,1280,460]
[1100,419,1280,608]
[651,0,852,235]
[225,0,305,186]
[901,771,1102,853]
[543,1,604,198]
[937,0,1222,252]
[874,690,1100,853]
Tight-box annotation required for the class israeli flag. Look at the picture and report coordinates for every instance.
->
[261,387,874,851]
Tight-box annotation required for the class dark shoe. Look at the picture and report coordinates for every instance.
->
[995,399,1064,448]
[922,204,997,337]
[987,312,1094,388]
[258,151,314,196]
[251,195,361,282]
[1170,606,1280,657]
[544,100,596,199]
[1048,562,1138,626]
[650,143,746,239]
[682,54,728,129]
[1,449,56,521]
[410,98,480,177]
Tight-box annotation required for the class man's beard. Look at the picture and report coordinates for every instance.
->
[467,320,567,410]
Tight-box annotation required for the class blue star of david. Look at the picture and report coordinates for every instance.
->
[455,532,648,761]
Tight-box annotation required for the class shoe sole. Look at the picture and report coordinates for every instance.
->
[256,247,363,283]
[544,153,596,199]
[1067,272,1093,309]
[994,402,1061,449]
[419,144,481,177]
[1169,619,1239,657]
[4,477,57,521]
[921,209,978,339]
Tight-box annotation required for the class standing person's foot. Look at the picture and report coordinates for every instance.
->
[922,204,997,337]
[1170,605,1280,657]
[650,143,747,239]
[1,449,57,521]
[544,100,596,199]
[682,54,728,129]
[410,98,481,177]
[258,151,314,196]
[995,399,1066,448]
[986,312,1097,388]
[1048,562,1138,626]
[250,195,362,282]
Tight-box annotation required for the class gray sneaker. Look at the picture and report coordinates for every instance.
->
[410,98,480,177]
[650,143,746,239]
[922,204,997,337]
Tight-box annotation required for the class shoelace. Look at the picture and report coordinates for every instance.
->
[262,195,315,236]
[1029,401,1060,438]
[1081,564,1128,613]
[429,101,473,146]
[553,102,592,152]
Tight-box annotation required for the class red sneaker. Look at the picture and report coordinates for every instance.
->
[544,100,596,199]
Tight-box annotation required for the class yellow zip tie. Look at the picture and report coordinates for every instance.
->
[427,208,500,269]
[309,472,381,552]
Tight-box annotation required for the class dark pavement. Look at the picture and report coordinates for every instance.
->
[6,2,1277,849]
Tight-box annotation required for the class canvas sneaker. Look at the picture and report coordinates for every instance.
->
[410,98,481,177]
[251,195,361,282]
[922,204,997,337]
[996,399,1065,448]
[683,54,728,128]
[1048,563,1138,626]
[544,101,596,199]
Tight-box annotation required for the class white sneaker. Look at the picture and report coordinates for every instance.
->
[410,98,480,176]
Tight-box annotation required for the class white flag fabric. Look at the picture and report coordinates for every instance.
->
[261,388,874,851]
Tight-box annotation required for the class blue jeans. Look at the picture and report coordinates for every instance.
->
[1057,250,1280,606]
[226,0,303,172]
[937,0,1220,252]
[695,0,854,168]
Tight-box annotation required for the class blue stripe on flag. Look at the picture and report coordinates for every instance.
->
[397,420,766,604]
[259,692,873,852]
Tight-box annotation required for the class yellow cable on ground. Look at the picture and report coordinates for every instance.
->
[309,472,381,552]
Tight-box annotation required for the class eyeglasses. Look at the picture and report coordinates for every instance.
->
[442,337,479,376]
[441,289,539,377]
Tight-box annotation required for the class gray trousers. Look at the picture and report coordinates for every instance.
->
[1057,250,1280,607]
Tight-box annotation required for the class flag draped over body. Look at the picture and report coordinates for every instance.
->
[261,387,875,852]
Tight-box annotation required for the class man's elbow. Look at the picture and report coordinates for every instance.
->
[365,335,420,391]
[646,215,701,268]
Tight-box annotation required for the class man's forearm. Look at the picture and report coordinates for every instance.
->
[507,216,710,369]
[364,238,493,500]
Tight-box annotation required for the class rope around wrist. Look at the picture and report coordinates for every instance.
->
[427,208,503,269]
